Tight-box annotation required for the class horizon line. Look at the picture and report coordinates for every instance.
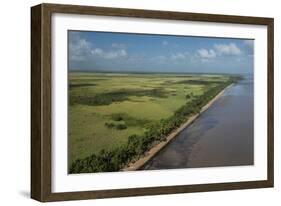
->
[69,69,252,75]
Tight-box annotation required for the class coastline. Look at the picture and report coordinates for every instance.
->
[122,83,233,171]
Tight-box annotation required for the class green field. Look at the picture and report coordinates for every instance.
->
[68,72,237,173]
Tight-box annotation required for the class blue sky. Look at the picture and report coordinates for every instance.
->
[68,30,254,74]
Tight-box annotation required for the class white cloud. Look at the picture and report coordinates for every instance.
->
[197,49,216,59]
[69,39,92,61]
[92,48,127,59]
[171,52,190,60]
[214,43,241,56]
[92,48,103,55]
[196,43,242,62]
[69,35,128,61]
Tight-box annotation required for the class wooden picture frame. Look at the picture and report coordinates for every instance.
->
[31,3,274,202]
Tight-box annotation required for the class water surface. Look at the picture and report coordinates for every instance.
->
[143,75,254,170]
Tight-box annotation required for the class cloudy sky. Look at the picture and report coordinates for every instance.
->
[68,31,254,74]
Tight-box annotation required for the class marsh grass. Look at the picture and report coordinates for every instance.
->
[68,73,240,172]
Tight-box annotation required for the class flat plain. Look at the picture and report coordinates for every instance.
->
[68,72,231,169]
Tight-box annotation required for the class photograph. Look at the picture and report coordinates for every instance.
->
[31,3,273,201]
[68,30,254,174]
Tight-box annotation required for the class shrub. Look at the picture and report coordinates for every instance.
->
[116,124,127,130]
[104,122,115,128]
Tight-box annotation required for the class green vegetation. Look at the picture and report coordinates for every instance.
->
[68,72,241,173]
[69,88,168,106]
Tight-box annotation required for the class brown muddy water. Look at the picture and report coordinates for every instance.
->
[142,75,254,170]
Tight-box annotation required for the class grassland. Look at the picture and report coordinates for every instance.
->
[68,72,238,173]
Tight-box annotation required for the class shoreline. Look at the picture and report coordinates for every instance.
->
[122,83,233,171]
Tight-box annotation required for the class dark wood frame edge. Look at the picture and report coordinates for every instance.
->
[31,3,274,202]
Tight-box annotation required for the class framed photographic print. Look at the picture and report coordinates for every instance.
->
[31,3,274,202]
